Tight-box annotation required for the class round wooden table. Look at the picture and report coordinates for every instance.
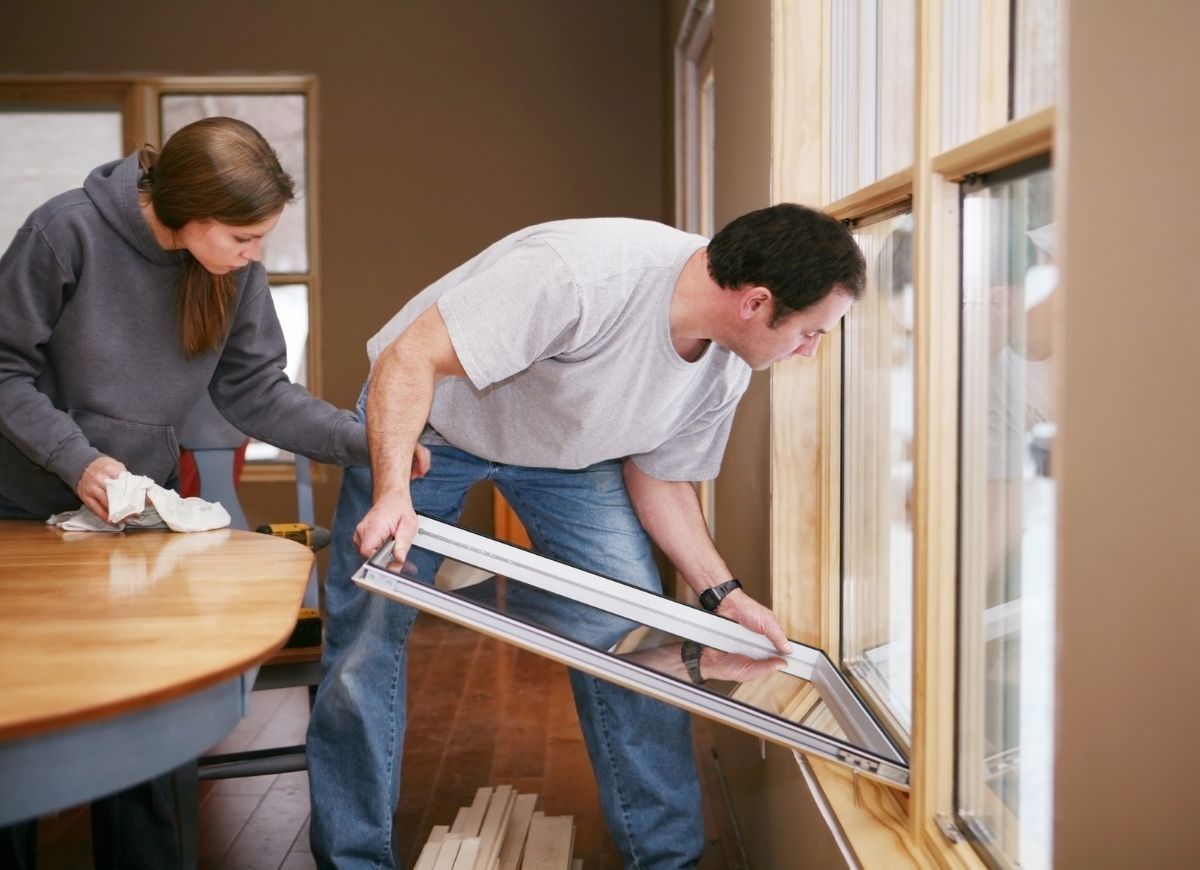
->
[0,521,313,825]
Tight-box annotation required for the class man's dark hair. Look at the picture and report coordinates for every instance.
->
[707,203,866,326]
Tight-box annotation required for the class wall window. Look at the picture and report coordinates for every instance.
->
[958,162,1056,870]
[0,110,123,248]
[842,210,915,738]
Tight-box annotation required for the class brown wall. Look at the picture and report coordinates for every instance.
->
[1053,1,1200,865]
[1,0,665,529]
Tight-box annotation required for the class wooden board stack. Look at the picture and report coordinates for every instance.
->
[412,785,582,870]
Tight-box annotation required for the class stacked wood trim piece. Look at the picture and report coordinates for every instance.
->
[413,785,579,870]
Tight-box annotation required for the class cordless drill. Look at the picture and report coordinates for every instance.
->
[255,522,331,550]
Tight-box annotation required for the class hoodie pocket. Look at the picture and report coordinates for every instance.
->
[68,408,181,487]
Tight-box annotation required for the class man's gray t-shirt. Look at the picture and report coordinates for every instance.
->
[367,218,751,481]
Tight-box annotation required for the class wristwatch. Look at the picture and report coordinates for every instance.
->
[681,640,706,684]
[699,578,742,613]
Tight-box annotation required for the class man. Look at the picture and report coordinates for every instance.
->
[307,203,865,869]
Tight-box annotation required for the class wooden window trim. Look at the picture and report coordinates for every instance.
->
[826,167,914,223]
[930,106,1054,182]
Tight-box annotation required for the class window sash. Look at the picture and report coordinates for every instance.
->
[355,515,911,789]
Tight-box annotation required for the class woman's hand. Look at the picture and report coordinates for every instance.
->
[75,455,128,520]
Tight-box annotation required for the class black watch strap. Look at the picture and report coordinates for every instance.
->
[681,639,706,685]
[699,578,742,612]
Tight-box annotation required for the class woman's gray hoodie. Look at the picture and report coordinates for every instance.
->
[0,154,368,516]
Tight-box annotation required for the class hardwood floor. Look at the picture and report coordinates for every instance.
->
[35,614,745,869]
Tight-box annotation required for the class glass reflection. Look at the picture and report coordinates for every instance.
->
[360,529,908,782]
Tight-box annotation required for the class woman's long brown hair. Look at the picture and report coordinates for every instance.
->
[137,117,295,357]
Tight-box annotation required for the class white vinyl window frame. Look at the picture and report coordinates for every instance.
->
[354,514,911,789]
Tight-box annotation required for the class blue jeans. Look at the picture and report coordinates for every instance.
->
[306,394,703,869]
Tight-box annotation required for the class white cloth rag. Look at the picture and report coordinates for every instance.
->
[46,471,231,533]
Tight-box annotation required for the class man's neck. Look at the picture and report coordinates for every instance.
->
[669,248,722,362]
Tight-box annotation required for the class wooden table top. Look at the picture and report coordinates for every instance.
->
[0,521,313,742]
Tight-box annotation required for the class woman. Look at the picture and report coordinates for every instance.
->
[0,117,369,868]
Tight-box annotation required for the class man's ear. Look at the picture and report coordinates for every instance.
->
[738,286,774,321]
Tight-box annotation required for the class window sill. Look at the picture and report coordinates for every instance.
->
[797,752,928,868]
[797,750,995,869]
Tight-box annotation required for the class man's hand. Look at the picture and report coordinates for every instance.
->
[75,455,127,519]
[714,589,793,655]
[354,491,419,560]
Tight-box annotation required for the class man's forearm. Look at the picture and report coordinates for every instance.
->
[366,343,435,503]
[366,305,467,503]
[622,460,733,595]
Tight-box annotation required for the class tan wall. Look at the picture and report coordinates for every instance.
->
[1053,1,1200,866]
[1,0,665,530]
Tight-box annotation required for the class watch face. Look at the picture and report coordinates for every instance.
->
[701,579,740,611]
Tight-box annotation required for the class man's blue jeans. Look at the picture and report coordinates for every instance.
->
[307,395,704,869]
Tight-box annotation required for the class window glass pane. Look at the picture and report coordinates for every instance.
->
[842,211,914,737]
[830,0,915,200]
[1012,0,1059,118]
[940,0,983,150]
[244,283,310,463]
[0,111,122,250]
[958,166,1056,870]
[160,94,308,273]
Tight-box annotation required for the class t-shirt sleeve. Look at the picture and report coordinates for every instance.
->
[629,369,749,482]
[437,240,583,390]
